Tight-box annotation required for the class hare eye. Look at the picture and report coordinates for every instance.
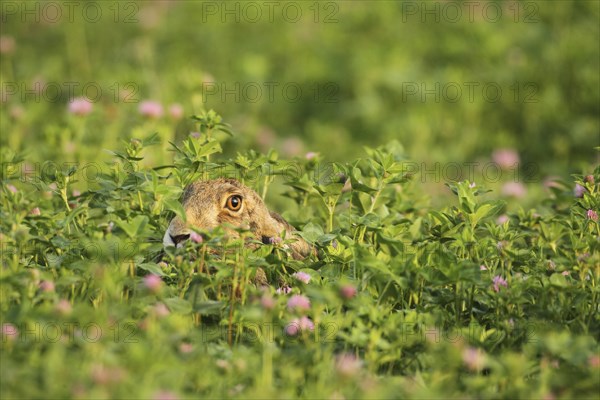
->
[225,195,242,211]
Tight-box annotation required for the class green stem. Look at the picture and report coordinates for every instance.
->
[357,188,382,243]
[455,283,461,324]
[228,260,237,347]
[61,190,71,212]
[137,191,144,211]
[261,175,271,200]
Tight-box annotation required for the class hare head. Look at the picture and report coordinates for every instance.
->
[163,178,312,259]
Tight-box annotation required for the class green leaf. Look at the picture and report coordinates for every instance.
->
[142,132,161,147]
[196,140,222,158]
[162,198,186,221]
[470,201,505,226]
[350,167,377,194]
[164,297,193,314]
[137,263,165,276]
[113,215,149,238]
[549,273,569,288]
[192,300,224,315]
[298,222,324,242]
[358,213,381,228]
[456,181,476,214]
[316,233,337,245]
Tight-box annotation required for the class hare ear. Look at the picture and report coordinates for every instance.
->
[266,211,294,234]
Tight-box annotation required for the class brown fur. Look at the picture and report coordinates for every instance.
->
[164,178,313,259]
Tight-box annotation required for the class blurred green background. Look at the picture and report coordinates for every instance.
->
[1,0,598,203]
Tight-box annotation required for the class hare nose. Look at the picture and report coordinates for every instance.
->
[170,234,190,245]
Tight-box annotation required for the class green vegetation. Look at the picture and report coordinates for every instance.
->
[1,1,599,399]
[2,111,598,398]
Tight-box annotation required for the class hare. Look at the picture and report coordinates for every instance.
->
[163,178,313,259]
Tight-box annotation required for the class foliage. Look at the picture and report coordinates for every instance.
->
[1,1,598,190]
[1,112,598,399]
